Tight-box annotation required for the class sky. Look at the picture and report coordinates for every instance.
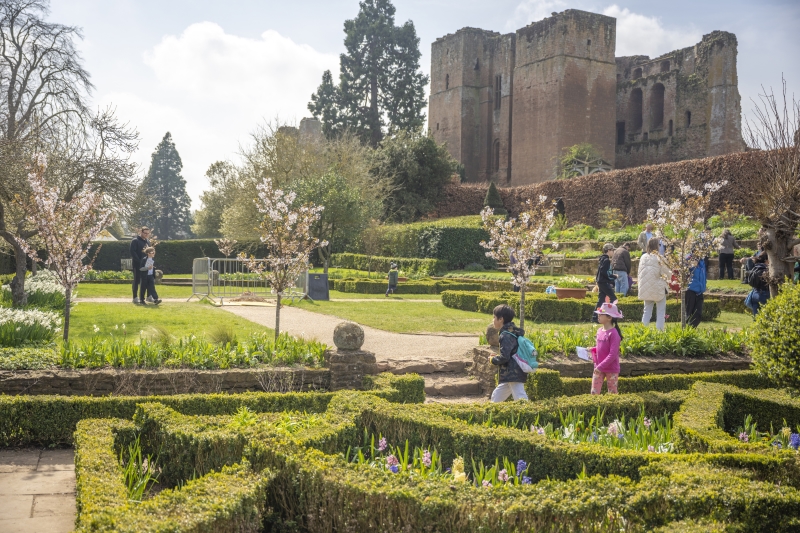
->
[48,0,800,210]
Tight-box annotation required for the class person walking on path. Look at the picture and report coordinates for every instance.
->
[385,262,399,297]
[745,252,771,316]
[593,243,618,323]
[637,224,654,252]
[685,257,707,327]
[490,304,529,402]
[139,247,162,304]
[589,301,623,394]
[611,243,632,296]
[637,237,670,331]
[717,229,740,279]
[130,226,150,304]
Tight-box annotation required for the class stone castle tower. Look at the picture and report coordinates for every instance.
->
[428,10,745,186]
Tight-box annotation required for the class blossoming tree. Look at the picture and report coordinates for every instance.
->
[648,180,726,328]
[16,155,114,342]
[480,196,555,329]
[215,238,238,258]
[238,177,325,339]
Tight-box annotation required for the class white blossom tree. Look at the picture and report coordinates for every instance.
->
[214,237,238,258]
[16,154,114,342]
[648,180,726,328]
[238,177,325,339]
[480,196,555,329]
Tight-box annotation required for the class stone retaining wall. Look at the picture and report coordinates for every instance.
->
[471,346,751,394]
[0,367,330,396]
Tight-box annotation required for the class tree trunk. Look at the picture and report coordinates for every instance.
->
[10,243,28,307]
[370,71,380,147]
[764,227,795,298]
[680,289,687,329]
[519,286,526,330]
[63,289,71,343]
[275,291,282,341]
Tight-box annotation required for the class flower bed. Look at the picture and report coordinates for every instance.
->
[1,270,69,311]
[0,307,61,346]
[60,375,800,532]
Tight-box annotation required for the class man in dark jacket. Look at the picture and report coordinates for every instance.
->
[130,227,150,304]
[490,304,528,402]
[611,243,631,296]
[593,243,618,323]
[746,253,770,316]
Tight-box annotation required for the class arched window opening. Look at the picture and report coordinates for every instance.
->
[685,110,692,127]
[445,74,449,90]
[629,88,643,132]
[616,122,626,145]
[650,83,665,129]
[668,119,673,136]
[493,140,500,173]
[633,67,642,79]
[660,60,670,73]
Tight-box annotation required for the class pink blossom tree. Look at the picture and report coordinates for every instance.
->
[238,177,326,339]
[648,180,726,328]
[480,196,555,329]
[16,155,114,342]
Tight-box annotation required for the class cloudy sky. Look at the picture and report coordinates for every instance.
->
[48,0,799,210]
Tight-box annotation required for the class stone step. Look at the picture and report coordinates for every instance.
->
[423,373,484,397]
[160,281,193,286]
[379,359,471,375]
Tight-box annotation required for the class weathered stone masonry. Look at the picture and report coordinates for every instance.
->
[429,10,745,186]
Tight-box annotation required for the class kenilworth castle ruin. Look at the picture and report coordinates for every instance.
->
[429,9,745,185]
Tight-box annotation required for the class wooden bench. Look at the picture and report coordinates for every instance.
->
[544,254,565,275]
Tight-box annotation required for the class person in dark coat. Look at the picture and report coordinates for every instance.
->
[490,304,528,402]
[130,227,150,304]
[593,243,618,323]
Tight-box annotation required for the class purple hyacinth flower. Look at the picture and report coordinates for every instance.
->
[389,464,399,473]
[377,437,387,452]
[790,433,800,450]
[739,432,749,443]
[422,450,432,468]
[517,460,527,474]
[522,476,532,484]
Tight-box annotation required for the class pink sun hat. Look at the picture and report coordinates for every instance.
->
[594,301,624,319]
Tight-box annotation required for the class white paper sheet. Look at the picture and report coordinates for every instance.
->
[576,347,591,361]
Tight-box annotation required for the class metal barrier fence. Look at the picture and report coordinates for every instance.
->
[189,257,307,305]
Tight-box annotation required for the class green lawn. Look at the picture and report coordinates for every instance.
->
[706,279,750,294]
[67,302,269,343]
[327,290,441,300]
[76,283,194,299]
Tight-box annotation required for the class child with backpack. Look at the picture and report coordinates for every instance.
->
[589,300,623,394]
[744,252,770,316]
[490,304,537,402]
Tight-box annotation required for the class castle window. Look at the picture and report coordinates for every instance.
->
[650,83,665,129]
[660,60,670,73]
[436,123,440,131]
[616,122,626,145]
[587,39,591,46]
[493,140,500,173]
[643,132,648,141]
[629,88,643,132]
[633,67,642,79]
[494,75,502,110]
[616,74,621,82]
[445,74,449,90]
[668,119,673,136]
[685,110,692,127]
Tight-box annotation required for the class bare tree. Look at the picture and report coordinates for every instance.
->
[743,77,800,297]
[0,1,138,306]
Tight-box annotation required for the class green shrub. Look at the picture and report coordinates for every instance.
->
[331,253,447,276]
[750,282,800,393]
[547,224,598,241]
[84,270,133,281]
[333,279,482,294]
[0,346,59,370]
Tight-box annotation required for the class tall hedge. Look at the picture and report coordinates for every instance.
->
[331,253,447,275]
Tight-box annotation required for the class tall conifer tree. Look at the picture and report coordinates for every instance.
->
[308,0,427,146]
[132,132,192,239]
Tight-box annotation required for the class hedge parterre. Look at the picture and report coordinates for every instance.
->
[5,370,798,532]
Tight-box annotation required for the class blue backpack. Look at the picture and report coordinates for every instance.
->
[500,331,539,373]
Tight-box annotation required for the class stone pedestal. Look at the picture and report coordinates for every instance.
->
[471,346,499,396]
[325,321,378,391]
[485,324,500,347]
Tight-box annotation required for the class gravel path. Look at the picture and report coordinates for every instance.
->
[220,304,479,365]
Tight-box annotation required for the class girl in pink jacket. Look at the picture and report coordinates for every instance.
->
[590,300,623,394]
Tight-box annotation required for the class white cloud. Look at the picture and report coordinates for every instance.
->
[99,23,339,210]
[603,5,701,57]
[506,0,567,31]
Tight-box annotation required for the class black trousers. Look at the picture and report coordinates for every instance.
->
[719,253,735,279]
[593,282,617,321]
[142,274,159,301]
[684,290,704,327]
[132,268,144,298]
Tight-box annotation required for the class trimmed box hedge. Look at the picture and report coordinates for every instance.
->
[442,290,722,323]
[331,253,448,276]
[332,278,483,294]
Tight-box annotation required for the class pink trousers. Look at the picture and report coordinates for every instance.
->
[591,369,618,394]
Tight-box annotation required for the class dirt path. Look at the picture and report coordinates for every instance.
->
[219,304,479,367]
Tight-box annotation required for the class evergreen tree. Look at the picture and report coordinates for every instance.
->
[483,182,507,215]
[133,133,192,239]
[308,0,427,147]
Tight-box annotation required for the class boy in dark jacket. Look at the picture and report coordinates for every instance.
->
[139,247,162,304]
[593,243,618,323]
[490,304,528,402]
[685,257,707,327]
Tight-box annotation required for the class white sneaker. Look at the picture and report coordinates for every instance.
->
[146,296,155,303]
[132,298,139,304]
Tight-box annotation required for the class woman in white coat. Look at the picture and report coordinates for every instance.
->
[637,237,670,331]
